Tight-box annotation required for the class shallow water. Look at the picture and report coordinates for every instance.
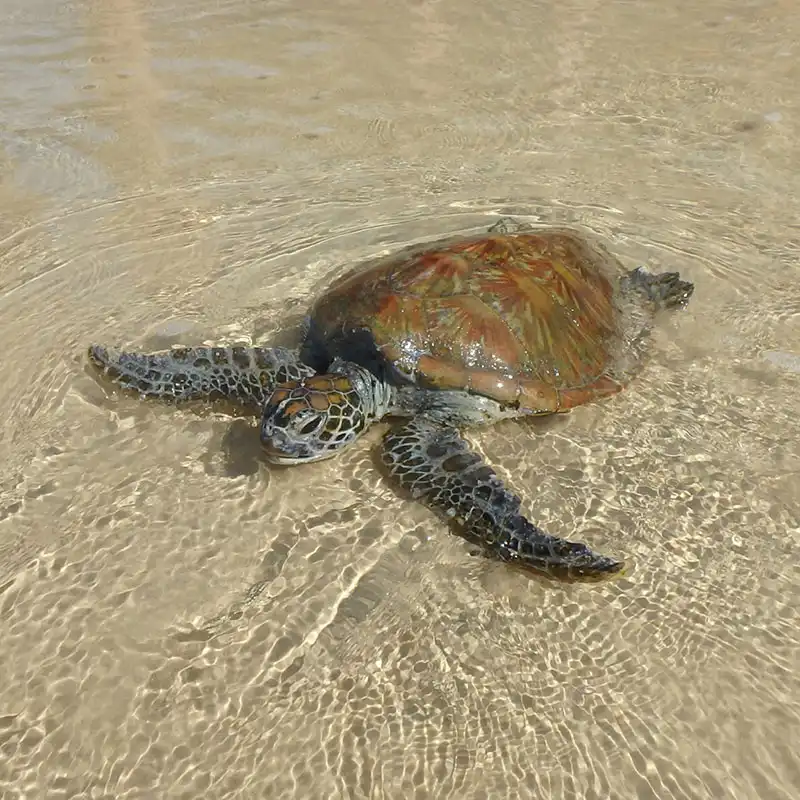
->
[1,0,799,797]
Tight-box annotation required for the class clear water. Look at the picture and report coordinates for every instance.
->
[1,0,798,797]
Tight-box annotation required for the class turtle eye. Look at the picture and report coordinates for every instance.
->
[296,414,322,436]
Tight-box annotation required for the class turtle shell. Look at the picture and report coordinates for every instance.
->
[309,230,628,413]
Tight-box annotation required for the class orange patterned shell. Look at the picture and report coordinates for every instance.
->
[310,231,627,413]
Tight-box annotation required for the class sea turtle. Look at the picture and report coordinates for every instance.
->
[87,218,693,578]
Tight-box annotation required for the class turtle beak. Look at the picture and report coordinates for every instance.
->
[260,425,324,464]
[260,438,299,465]
[259,418,338,464]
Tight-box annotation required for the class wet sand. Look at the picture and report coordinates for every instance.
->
[0,0,798,797]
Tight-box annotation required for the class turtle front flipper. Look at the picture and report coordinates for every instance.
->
[88,344,315,408]
[381,417,623,579]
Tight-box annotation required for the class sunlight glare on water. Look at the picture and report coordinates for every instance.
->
[0,0,798,798]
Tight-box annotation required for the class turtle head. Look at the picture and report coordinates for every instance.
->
[260,372,373,464]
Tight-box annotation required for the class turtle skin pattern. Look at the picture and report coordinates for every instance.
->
[88,344,314,406]
[382,417,621,575]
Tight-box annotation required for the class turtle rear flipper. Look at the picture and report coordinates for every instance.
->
[88,345,314,408]
[381,416,623,579]
[622,267,694,310]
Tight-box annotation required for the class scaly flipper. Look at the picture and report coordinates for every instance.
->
[88,345,315,408]
[621,267,694,310]
[381,416,623,578]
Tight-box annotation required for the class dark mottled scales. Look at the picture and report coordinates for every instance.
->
[88,345,315,406]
